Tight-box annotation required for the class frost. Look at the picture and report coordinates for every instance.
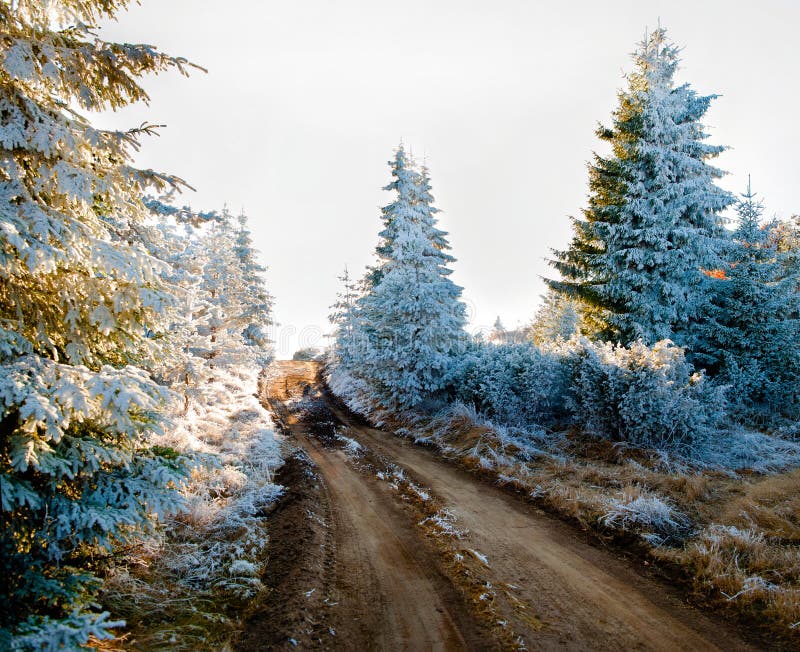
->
[568,339,726,452]
[328,145,467,411]
[722,576,778,601]
[336,433,363,457]
[419,509,467,539]
[600,493,688,536]
[698,427,800,473]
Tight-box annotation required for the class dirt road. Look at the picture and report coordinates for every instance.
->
[239,361,753,651]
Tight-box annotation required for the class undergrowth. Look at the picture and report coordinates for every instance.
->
[99,367,283,650]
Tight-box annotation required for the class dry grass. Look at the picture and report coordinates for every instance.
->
[717,470,800,542]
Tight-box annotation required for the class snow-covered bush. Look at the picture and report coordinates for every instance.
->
[326,366,376,420]
[699,427,800,472]
[450,341,569,429]
[600,490,689,537]
[101,364,282,648]
[568,339,727,452]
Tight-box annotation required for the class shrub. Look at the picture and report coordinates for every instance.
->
[567,339,727,452]
[600,490,689,538]
[450,342,570,429]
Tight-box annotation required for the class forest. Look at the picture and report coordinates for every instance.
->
[2,1,799,650]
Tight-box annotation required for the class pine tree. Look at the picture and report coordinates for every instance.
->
[354,150,467,410]
[366,147,455,287]
[548,27,733,345]
[0,3,196,646]
[142,199,219,415]
[694,182,800,422]
[366,145,417,287]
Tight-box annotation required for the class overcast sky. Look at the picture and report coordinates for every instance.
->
[95,0,799,358]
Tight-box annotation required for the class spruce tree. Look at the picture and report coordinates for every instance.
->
[234,211,274,357]
[329,265,362,368]
[367,147,455,287]
[0,2,195,646]
[530,288,581,345]
[549,27,733,345]
[365,146,417,288]
[199,210,273,369]
[352,149,467,410]
[694,182,800,421]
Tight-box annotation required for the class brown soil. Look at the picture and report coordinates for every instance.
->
[239,361,756,651]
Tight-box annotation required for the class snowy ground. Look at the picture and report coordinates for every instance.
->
[101,365,283,650]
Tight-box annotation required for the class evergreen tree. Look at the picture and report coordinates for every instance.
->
[694,182,800,421]
[328,265,362,368]
[365,146,417,288]
[489,316,507,343]
[530,288,581,345]
[142,200,220,415]
[198,209,274,369]
[367,147,454,288]
[347,148,467,410]
[234,210,274,357]
[0,2,196,646]
[548,27,733,345]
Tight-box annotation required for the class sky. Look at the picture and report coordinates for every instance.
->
[95,0,800,358]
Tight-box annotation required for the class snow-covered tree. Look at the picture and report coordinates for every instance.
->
[234,211,273,356]
[365,146,417,288]
[358,220,467,409]
[366,146,454,288]
[694,182,800,422]
[338,147,467,410]
[140,200,219,415]
[199,210,263,368]
[530,288,581,345]
[489,316,507,343]
[0,2,196,646]
[328,265,362,368]
[144,202,273,418]
[548,27,733,345]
